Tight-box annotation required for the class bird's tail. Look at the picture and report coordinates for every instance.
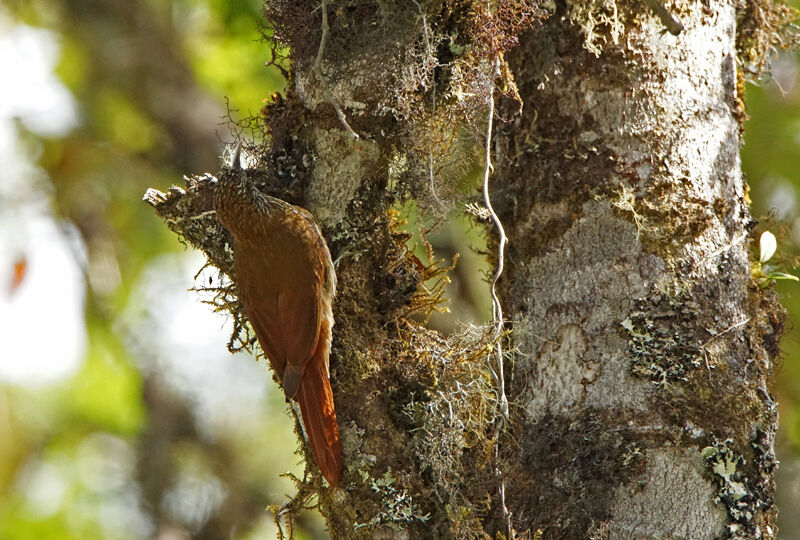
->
[296,343,342,486]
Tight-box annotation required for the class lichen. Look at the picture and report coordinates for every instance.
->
[402,325,497,502]
[622,292,704,386]
[606,179,716,261]
[701,433,777,539]
[351,469,430,532]
[143,175,256,353]
[564,0,799,69]
[567,0,626,56]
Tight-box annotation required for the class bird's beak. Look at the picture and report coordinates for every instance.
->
[231,142,242,170]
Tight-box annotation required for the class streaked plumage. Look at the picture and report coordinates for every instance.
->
[215,146,342,485]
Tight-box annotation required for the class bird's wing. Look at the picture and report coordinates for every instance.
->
[234,232,323,399]
[276,277,322,398]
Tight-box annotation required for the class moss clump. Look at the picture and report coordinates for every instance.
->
[402,325,497,503]
[736,0,798,78]
[506,409,651,537]
[607,181,716,261]
[265,0,549,217]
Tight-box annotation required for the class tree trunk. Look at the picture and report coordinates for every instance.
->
[146,1,790,538]
[495,3,783,538]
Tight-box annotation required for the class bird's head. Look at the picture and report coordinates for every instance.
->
[215,142,282,235]
[215,143,255,231]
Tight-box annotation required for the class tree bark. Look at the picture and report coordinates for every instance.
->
[496,2,782,538]
[146,0,791,538]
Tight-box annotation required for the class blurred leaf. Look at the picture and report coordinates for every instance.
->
[189,27,285,113]
[64,326,143,436]
[55,35,88,94]
[94,90,159,153]
[0,504,88,540]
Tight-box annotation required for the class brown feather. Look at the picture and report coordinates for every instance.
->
[295,316,342,485]
[234,223,322,385]
[215,173,341,485]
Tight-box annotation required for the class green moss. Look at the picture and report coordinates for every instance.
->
[606,180,716,262]
[736,0,798,77]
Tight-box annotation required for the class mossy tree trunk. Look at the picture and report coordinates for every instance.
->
[148,0,792,538]
[495,3,784,538]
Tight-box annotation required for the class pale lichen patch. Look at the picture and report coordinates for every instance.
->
[306,128,379,226]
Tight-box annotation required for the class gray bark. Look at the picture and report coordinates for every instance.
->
[496,2,781,538]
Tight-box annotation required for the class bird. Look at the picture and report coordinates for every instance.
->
[214,144,342,486]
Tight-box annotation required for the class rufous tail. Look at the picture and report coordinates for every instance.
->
[296,352,342,486]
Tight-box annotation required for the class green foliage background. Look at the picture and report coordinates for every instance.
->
[0,1,799,538]
[743,33,800,536]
